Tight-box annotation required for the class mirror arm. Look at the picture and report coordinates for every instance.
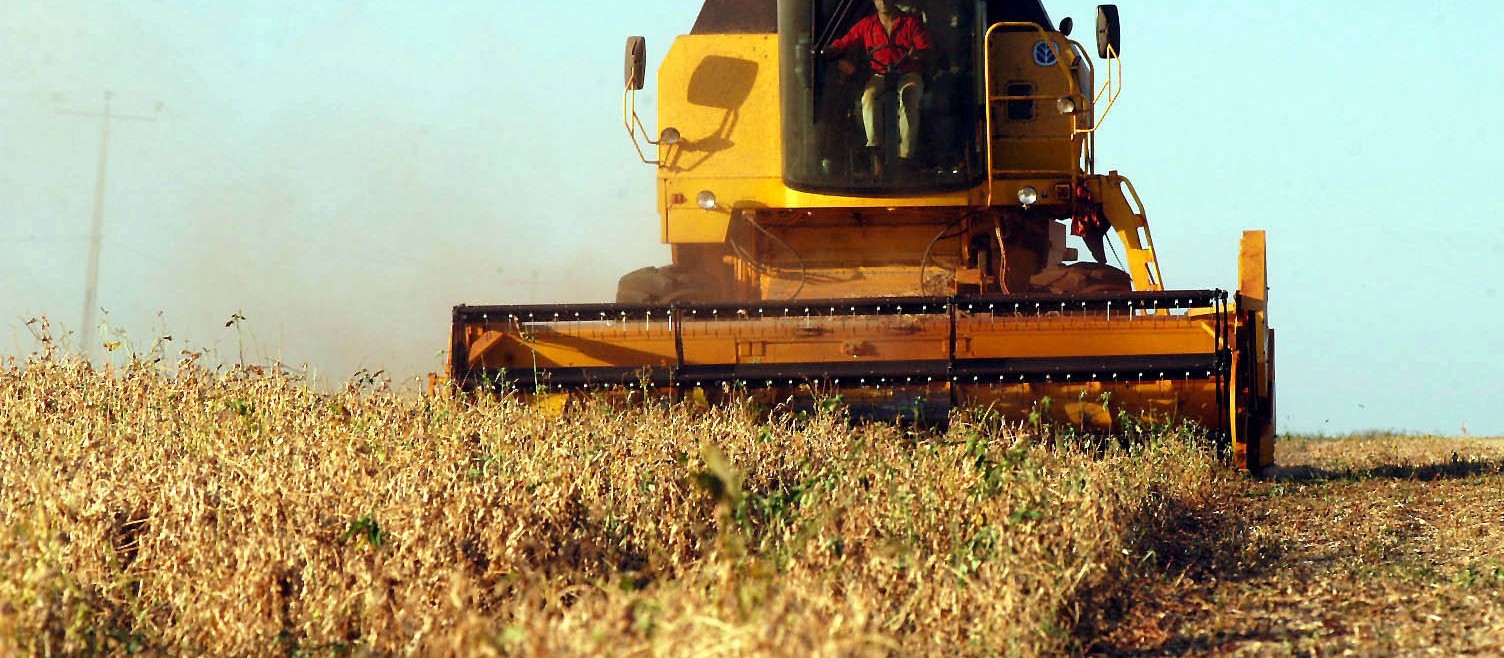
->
[622,87,661,166]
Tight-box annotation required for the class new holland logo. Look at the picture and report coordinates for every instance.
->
[1033,40,1059,67]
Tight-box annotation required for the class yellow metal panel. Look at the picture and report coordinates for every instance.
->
[961,380,1221,430]
[959,317,1217,359]
[664,174,982,214]
[466,325,679,370]
[663,177,786,243]
[1238,230,1275,469]
[981,177,1074,211]
[781,187,982,210]
[657,35,782,178]
[665,206,734,243]
[986,32,1079,174]
[663,174,1019,244]
[664,175,1076,218]
[678,316,949,365]
[1240,231,1268,311]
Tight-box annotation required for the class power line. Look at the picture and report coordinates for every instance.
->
[101,237,170,268]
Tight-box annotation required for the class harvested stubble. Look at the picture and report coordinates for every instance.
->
[0,354,1220,656]
[1099,434,1504,656]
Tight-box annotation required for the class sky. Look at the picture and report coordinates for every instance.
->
[2,1,1501,436]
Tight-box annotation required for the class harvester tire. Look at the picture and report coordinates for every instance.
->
[1029,262,1132,294]
[615,266,708,304]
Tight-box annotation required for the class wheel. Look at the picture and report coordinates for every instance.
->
[1070,262,1132,293]
[1027,262,1131,294]
[615,266,708,304]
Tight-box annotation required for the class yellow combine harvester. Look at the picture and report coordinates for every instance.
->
[449,0,1276,469]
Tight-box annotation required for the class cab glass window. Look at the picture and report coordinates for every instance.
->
[780,0,985,195]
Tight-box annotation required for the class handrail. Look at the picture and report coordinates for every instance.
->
[1075,43,1122,135]
[1065,40,1096,171]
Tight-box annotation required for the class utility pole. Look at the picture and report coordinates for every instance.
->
[57,92,161,357]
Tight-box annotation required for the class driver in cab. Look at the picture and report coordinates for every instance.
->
[822,0,935,172]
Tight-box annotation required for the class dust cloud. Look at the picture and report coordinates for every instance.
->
[0,2,673,387]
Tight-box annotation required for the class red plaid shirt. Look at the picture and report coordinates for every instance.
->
[830,13,933,75]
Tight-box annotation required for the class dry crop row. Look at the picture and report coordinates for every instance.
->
[0,353,1221,656]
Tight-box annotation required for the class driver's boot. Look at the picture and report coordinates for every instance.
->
[868,147,885,179]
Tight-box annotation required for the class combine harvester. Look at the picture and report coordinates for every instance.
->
[449,0,1275,469]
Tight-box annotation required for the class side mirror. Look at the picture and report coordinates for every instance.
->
[625,36,647,91]
[1096,6,1120,59]
[1058,17,1074,37]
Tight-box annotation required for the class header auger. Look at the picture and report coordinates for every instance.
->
[449,0,1275,470]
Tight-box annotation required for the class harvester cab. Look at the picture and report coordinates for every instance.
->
[450,0,1277,470]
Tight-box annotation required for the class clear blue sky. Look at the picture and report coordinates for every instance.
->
[2,1,1501,435]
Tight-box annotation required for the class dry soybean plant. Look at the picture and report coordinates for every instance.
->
[0,348,1221,656]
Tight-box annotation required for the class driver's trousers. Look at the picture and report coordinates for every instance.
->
[861,72,924,160]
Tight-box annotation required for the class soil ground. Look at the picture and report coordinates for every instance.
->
[1096,436,1504,656]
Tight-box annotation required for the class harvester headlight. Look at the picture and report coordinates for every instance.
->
[659,127,682,145]
[696,190,719,210]
[1056,97,1077,114]
[1017,186,1040,207]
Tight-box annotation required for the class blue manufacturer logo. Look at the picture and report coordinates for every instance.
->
[1033,41,1059,67]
